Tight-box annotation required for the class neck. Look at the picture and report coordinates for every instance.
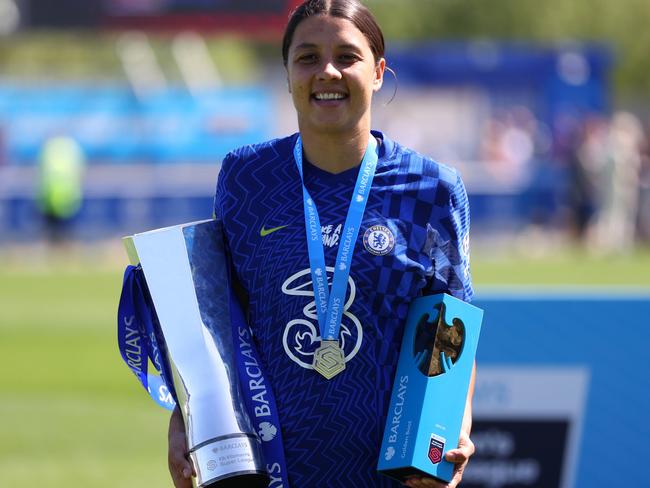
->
[300,127,370,174]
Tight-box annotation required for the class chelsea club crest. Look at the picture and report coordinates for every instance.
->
[363,225,395,256]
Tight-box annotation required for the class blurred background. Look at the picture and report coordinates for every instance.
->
[0,1,648,487]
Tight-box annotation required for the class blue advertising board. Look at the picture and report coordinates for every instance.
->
[0,84,272,164]
[466,290,650,488]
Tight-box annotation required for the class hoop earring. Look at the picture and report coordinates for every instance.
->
[383,66,398,106]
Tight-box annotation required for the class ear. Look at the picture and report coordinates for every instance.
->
[373,57,386,93]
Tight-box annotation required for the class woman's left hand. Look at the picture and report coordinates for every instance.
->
[402,430,475,488]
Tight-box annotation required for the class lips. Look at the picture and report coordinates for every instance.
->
[312,91,348,101]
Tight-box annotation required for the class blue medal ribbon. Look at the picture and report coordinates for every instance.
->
[293,135,379,342]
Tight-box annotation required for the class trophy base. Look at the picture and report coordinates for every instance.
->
[191,434,268,488]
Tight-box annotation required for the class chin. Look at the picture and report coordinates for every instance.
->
[313,122,348,133]
[308,115,362,135]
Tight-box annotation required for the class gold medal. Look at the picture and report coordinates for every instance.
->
[313,340,346,380]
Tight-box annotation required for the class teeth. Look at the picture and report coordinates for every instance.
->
[314,93,345,100]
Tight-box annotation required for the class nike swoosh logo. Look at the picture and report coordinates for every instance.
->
[260,224,288,237]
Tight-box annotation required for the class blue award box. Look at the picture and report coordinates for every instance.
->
[378,293,483,483]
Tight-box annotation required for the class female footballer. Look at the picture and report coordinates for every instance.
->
[169,1,476,486]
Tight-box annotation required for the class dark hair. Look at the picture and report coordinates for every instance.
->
[282,0,385,66]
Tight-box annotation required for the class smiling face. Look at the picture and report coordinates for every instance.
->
[286,14,385,137]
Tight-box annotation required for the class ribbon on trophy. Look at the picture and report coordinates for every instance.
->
[117,265,177,410]
[228,289,289,487]
[117,264,289,487]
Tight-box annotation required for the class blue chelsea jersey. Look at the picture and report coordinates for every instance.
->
[214,131,473,488]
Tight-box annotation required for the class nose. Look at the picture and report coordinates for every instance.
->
[317,60,342,81]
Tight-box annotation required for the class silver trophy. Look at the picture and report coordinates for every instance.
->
[124,219,268,488]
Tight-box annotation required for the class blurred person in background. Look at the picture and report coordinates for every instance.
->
[566,111,647,252]
[578,112,646,253]
[167,1,476,487]
[480,107,537,187]
[573,114,611,244]
[37,135,85,244]
[599,111,646,252]
[638,121,650,242]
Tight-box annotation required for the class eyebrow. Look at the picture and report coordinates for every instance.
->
[293,42,363,52]
[293,42,318,51]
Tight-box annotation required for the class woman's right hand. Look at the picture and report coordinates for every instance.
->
[168,405,195,488]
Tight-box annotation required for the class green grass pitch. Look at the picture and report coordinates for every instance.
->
[1,248,648,486]
[0,268,170,487]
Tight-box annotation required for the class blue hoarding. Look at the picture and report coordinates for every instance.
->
[466,291,650,488]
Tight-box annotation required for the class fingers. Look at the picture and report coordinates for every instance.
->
[444,431,475,464]
[405,432,476,488]
[444,432,475,488]
[168,430,194,487]
[446,462,469,488]
[168,406,194,488]
[444,448,470,464]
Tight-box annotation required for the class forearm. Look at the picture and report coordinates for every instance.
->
[169,405,185,438]
[461,361,476,436]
